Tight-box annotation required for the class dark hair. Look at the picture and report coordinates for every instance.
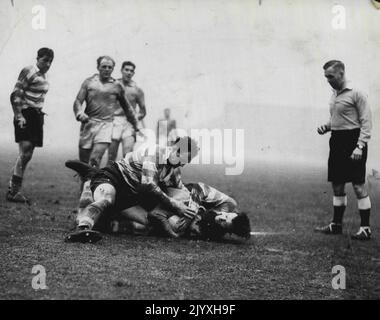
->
[198,210,226,241]
[37,47,54,59]
[121,61,136,71]
[323,60,345,72]
[97,56,115,67]
[231,212,251,239]
[174,136,199,160]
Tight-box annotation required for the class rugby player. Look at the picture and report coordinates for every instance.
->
[73,56,138,168]
[108,61,146,162]
[315,60,373,240]
[64,136,199,243]
[148,183,251,241]
[6,47,54,204]
[96,181,250,242]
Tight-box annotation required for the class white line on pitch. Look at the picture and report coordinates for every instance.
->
[250,231,289,236]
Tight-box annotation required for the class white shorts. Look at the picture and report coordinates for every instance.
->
[79,119,113,149]
[111,116,135,141]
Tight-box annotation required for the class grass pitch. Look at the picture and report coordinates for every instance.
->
[0,151,379,299]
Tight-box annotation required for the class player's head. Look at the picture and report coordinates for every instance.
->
[164,108,171,119]
[36,47,54,74]
[168,136,199,167]
[97,56,115,80]
[323,60,345,90]
[200,210,251,241]
[121,61,136,81]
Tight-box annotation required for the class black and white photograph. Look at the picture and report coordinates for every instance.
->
[0,0,379,303]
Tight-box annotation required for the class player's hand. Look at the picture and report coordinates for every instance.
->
[173,200,196,218]
[76,112,89,123]
[15,115,26,128]
[350,147,363,161]
[317,125,328,135]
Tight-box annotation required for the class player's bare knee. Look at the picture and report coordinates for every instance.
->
[20,151,33,163]
[353,183,367,198]
[93,183,116,205]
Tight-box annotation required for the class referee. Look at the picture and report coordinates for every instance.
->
[315,60,373,240]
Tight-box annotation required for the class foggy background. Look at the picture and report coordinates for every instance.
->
[0,0,379,171]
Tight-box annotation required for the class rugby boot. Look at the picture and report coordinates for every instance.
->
[65,225,102,243]
[6,190,31,205]
[314,222,342,235]
[65,160,98,182]
[351,227,371,241]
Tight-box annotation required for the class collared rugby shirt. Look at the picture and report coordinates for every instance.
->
[116,144,183,195]
[325,87,372,146]
[11,65,49,110]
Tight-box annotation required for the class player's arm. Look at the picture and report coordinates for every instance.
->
[117,84,139,131]
[139,159,194,218]
[355,91,372,148]
[351,91,372,161]
[317,120,331,135]
[136,88,146,121]
[10,67,31,128]
[73,80,89,123]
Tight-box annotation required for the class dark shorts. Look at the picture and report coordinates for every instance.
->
[90,162,159,211]
[328,129,367,184]
[14,108,44,147]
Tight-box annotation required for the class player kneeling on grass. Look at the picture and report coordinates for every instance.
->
[113,183,251,242]
[64,136,199,243]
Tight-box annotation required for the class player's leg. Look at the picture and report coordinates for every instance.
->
[7,140,35,203]
[351,182,372,240]
[66,182,116,243]
[108,139,120,163]
[90,121,113,167]
[315,183,346,234]
[121,122,135,157]
[79,147,91,164]
[121,135,135,158]
[89,142,109,168]
[108,116,124,162]
[110,206,150,235]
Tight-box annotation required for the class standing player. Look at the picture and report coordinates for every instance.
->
[315,60,373,240]
[156,108,177,147]
[6,48,54,204]
[108,61,146,162]
[73,56,138,168]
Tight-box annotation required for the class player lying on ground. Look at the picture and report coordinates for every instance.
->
[67,162,251,241]
[66,155,250,241]
[64,136,199,243]
[137,183,251,241]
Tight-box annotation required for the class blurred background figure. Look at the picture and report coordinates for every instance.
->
[156,108,177,147]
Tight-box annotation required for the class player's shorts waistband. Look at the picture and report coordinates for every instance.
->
[88,117,113,123]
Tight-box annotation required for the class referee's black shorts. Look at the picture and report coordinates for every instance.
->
[14,107,44,147]
[328,128,367,184]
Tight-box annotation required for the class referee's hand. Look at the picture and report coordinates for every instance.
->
[350,147,363,161]
[317,125,328,135]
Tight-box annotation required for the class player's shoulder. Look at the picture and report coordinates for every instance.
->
[349,87,369,102]
[83,74,98,85]
[19,65,37,78]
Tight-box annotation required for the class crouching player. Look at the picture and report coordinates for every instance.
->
[64,136,199,243]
